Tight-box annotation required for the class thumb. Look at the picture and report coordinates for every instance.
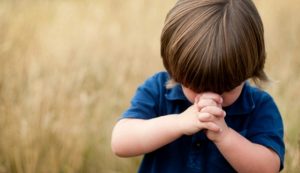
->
[194,95,201,111]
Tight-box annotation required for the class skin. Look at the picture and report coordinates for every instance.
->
[182,82,280,173]
[111,82,280,173]
[181,82,245,107]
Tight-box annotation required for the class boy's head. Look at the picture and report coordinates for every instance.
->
[161,0,268,94]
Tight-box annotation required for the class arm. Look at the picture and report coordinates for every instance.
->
[214,128,280,173]
[196,93,281,173]
[111,115,181,157]
[111,104,220,157]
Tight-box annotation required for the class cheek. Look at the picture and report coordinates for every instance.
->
[187,94,196,103]
[221,95,232,107]
[183,90,197,103]
[221,84,244,107]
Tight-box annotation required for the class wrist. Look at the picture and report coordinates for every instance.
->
[173,114,186,136]
[213,127,232,145]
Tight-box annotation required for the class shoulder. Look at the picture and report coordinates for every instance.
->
[225,82,276,116]
[244,83,283,129]
[138,71,170,94]
[122,71,183,119]
[245,84,285,170]
[247,84,278,111]
[121,71,170,119]
[144,71,170,85]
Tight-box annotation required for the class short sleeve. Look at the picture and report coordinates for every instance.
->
[247,93,285,170]
[121,73,165,120]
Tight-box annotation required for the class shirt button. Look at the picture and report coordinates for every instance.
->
[196,143,201,147]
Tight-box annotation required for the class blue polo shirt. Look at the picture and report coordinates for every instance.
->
[122,71,285,173]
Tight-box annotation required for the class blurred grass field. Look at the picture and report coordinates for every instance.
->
[0,0,299,172]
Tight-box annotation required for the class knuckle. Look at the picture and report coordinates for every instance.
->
[211,100,217,105]
[207,122,214,129]
[205,112,211,117]
[217,109,223,115]
[204,113,211,119]
[200,106,208,112]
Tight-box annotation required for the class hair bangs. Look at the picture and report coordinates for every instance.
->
[161,0,269,94]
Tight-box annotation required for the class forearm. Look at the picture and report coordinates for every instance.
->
[215,128,280,173]
[111,115,182,157]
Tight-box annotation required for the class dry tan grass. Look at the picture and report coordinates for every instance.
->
[0,0,299,172]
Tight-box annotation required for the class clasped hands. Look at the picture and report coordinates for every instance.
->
[178,92,230,143]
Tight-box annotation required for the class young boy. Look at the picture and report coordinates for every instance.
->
[111,0,285,172]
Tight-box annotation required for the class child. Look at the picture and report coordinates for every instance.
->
[111,0,285,172]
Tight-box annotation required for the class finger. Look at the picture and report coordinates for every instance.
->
[198,112,214,122]
[202,122,220,132]
[194,95,200,104]
[200,106,226,117]
[196,98,218,110]
[197,92,223,104]
[193,100,201,112]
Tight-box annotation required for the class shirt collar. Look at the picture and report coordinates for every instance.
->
[165,84,188,101]
[165,82,255,116]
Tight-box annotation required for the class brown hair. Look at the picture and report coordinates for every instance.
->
[161,0,268,94]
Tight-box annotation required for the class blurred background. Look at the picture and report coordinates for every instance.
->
[0,0,299,172]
